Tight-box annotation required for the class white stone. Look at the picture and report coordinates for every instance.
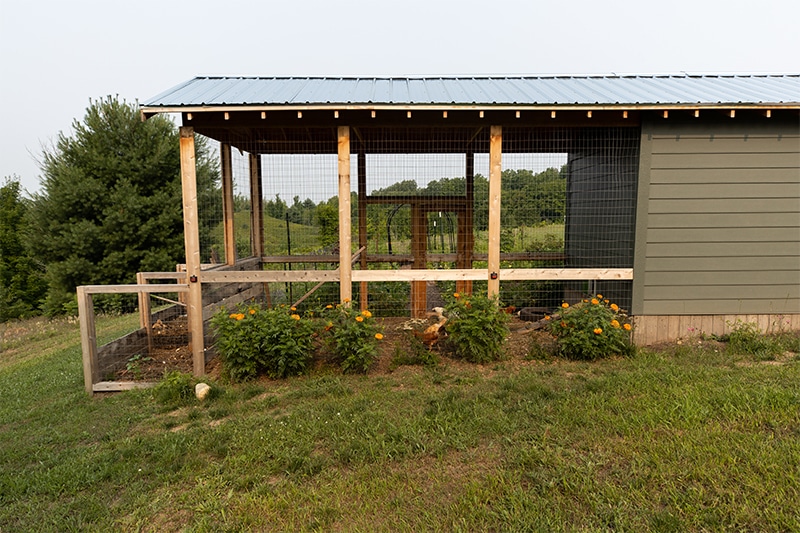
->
[195,382,211,400]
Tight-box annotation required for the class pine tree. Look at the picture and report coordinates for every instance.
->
[0,177,47,320]
[27,96,220,314]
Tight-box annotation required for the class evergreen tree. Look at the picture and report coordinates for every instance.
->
[27,96,219,314]
[0,177,47,320]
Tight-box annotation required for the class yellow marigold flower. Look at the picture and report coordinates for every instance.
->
[623,323,632,331]
[611,319,620,328]
[355,315,364,322]
[362,310,372,318]
[561,302,569,309]
[290,314,301,321]
[594,328,603,335]
[610,303,619,311]
[375,333,384,340]
[249,308,256,315]
[591,298,599,305]
[453,292,460,298]
[326,304,333,309]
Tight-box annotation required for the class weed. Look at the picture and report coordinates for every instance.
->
[390,332,439,369]
[727,320,783,359]
[152,371,196,407]
[125,353,153,380]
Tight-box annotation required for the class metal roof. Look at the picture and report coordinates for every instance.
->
[143,75,800,110]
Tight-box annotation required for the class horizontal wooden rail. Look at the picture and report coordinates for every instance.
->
[79,284,190,294]
[259,252,567,264]
[202,270,341,283]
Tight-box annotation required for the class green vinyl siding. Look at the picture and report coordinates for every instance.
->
[633,115,800,316]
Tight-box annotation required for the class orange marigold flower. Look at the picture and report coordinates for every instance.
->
[596,294,603,299]
[290,306,297,311]
[591,298,599,305]
[623,323,632,331]
[235,313,245,321]
[611,319,620,328]
[560,321,567,328]
[343,298,351,303]
[594,328,603,335]
[375,333,384,340]
[362,310,372,318]
[290,314,301,321]
[229,313,238,319]
[610,303,619,311]
[544,315,551,320]
[355,315,364,322]
[249,308,256,315]
[561,302,569,309]
[326,304,333,309]
[453,292,460,298]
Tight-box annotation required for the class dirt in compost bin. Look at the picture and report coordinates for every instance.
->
[114,314,549,382]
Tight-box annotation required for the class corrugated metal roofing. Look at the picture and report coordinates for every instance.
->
[143,75,800,109]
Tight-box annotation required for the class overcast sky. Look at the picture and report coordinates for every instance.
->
[2,0,798,194]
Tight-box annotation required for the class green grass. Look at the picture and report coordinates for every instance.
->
[1,316,799,531]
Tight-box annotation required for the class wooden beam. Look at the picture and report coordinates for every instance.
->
[179,127,205,377]
[457,151,475,296]
[249,153,264,258]
[487,125,502,297]
[220,143,236,265]
[203,270,340,283]
[77,287,97,394]
[338,126,352,304]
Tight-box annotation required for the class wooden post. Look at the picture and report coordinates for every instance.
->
[180,127,205,376]
[338,126,352,304]
[410,204,427,318]
[357,145,368,310]
[77,286,97,393]
[487,125,502,298]
[221,143,236,265]
[249,152,264,258]
[136,272,153,353]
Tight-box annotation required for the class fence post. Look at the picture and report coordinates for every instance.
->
[77,286,98,394]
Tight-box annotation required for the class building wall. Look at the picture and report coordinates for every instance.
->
[633,114,800,318]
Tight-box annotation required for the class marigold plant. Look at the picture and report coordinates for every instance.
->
[320,303,383,374]
[444,293,510,363]
[212,304,315,381]
[547,295,635,360]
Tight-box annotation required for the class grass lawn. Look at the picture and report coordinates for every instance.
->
[1,315,799,532]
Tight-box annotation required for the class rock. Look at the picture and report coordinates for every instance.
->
[195,382,211,400]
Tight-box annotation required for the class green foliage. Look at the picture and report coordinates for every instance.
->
[314,198,339,248]
[0,177,47,320]
[212,304,315,381]
[321,303,383,374]
[548,296,635,360]
[444,293,510,363]
[153,371,196,406]
[125,353,153,381]
[26,96,220,315]
[726,321,783,359]
[390,332,439,369]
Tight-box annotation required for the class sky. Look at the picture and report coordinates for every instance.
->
[2,0,798,194]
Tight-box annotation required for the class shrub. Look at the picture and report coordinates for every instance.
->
[444,292,510,363]
[211,304,315,381]
[547,295,635,360]
[153,371,196,406]
[321,302,383,374]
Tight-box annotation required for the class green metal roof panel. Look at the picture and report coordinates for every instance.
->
[143,75,800,109]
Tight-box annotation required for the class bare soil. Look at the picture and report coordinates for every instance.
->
[115,315,548,382]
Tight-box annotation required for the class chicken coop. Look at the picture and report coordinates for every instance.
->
[77,75,800,392]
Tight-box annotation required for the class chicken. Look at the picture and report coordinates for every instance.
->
[413,307,448,347]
